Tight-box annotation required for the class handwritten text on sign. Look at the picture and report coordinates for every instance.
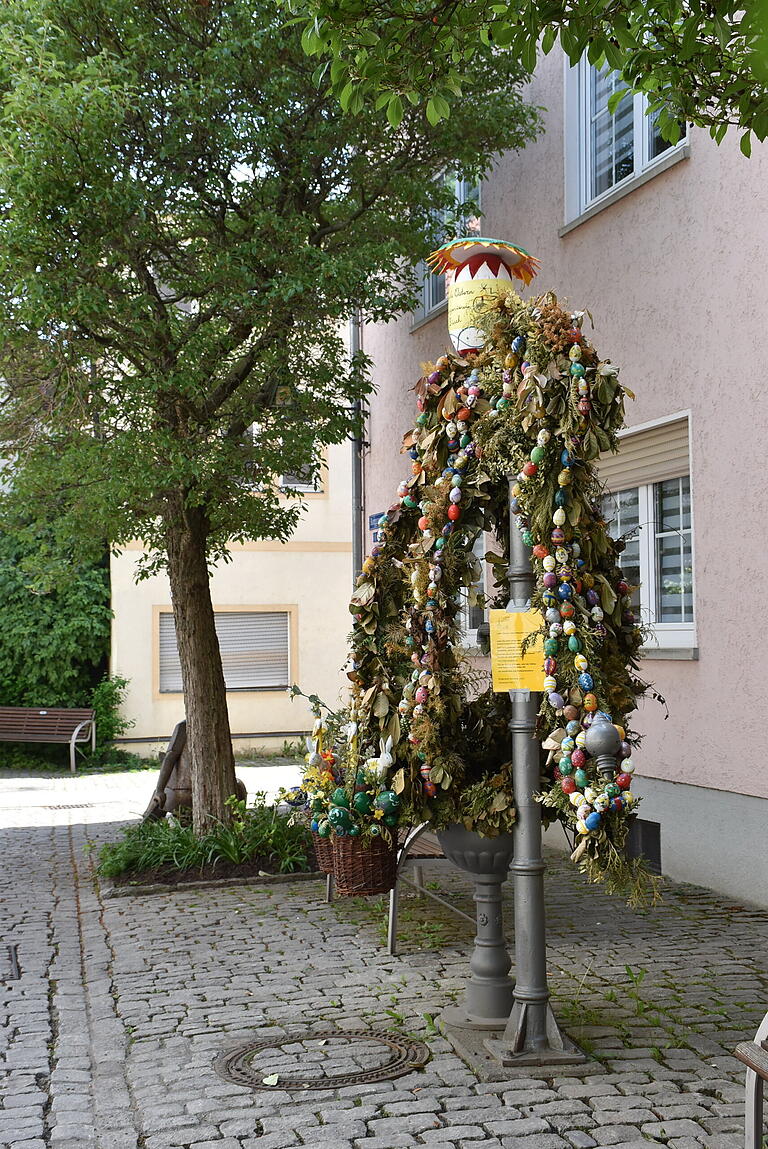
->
[489,609,545,693]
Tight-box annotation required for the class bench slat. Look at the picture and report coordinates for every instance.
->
[735,1040,768,1080]
[0,707,95,743]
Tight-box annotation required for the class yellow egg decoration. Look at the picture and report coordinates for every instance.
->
[426,237,540,354]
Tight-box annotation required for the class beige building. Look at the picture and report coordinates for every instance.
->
[110,441,353,754]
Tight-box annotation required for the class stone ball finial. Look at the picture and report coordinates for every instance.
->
[584,712,622,759]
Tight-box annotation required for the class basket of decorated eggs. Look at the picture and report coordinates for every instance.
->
[321,782,400,897]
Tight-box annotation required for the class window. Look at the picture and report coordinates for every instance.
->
[458,535,487,648]
[279,463,322,494]
[599,415,695,653]
[412,174,480,326]
[158,610,290,692]
[564,58,687,224]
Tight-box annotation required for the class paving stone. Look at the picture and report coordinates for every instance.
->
[1,769,767,1149]
[498,1136,569,1148]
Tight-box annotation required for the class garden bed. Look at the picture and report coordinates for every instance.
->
[108,850,319,889]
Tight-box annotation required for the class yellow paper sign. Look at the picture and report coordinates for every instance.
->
[489,609,544,693]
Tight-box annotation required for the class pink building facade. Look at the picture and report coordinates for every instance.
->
[360,51,768,906]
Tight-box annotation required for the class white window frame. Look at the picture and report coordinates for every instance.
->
[412,174,480,329]
[563,56,689,228]
[457,534,487,649]
[279,463,322,494]
[602,479,696,653]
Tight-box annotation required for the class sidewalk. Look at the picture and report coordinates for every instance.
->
[0,766,765,1149]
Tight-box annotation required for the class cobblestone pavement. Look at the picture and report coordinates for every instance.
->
[1,767,766,1149]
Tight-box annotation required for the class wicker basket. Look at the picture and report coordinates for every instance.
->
[312,830,335,874]
[332,832,397,897]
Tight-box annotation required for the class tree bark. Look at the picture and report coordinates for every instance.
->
[165,496,237,835]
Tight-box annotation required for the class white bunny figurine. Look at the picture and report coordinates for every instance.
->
[376,735,394,780]
[305,736,322,768]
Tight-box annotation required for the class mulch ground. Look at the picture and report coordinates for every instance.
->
[110,849,319,888]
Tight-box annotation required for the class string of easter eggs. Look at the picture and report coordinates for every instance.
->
[395,354,483,800]
[344,288,647,875]
[506,318,638,838]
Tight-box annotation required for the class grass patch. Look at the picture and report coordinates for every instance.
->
[96,795,314,881]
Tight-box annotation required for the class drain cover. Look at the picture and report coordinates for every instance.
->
[215,1029,430,1091]
[43,804,93,810]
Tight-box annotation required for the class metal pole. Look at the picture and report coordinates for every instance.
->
[485,475,584,1066]
[350,312,365,585]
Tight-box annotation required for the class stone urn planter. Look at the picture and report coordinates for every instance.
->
[436,824,516,1030]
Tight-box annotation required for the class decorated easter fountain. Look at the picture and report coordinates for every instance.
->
[300,236,658,1062]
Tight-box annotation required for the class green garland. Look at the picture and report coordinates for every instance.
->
[329,289,659,903]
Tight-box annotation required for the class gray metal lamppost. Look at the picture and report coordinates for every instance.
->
[485,476,585,1066]
[436,823,516,1030]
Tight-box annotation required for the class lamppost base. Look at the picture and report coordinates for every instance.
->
[484,1002,586,1066]
[440,1002,514,1032]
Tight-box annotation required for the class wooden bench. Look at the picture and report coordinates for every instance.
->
[0,706,96,773]
[735,1009,768,1149]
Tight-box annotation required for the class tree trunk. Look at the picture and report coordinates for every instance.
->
[165,496,237,835]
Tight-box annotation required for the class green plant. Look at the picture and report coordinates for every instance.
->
[290,0,767,145]
[90,675,133,750]
[0,525,111,709]
[96,795,313,879]
[281,738,306,758]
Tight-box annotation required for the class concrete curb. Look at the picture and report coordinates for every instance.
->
[101,868,324,898]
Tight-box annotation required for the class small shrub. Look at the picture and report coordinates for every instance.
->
[96,795,313,879]
[90,674,133,749]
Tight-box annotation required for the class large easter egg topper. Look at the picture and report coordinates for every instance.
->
[426,237,540,353]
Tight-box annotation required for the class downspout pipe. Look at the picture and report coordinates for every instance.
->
[350,311,365,585]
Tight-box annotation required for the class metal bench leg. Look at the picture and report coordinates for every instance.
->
[388,881,400,957]
[412,864,424,898]
[325,872,334,903]
[70,733,77,774]
[745,1069,763,1149]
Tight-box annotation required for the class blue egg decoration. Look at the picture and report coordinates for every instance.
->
[560,449,573,467]
[542,591,557,606]
[570,362,585,377]
[512,335,526,353]
[578,672,594,690]
[585,811,602,830]
[548,692,565,710]
[425,620,435,633]
[557,583,573,600]
[310,819,319,832]
[554,489,568,507]
[566,720,580,736]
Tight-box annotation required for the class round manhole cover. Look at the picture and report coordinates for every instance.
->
[215,1029,430,1091]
